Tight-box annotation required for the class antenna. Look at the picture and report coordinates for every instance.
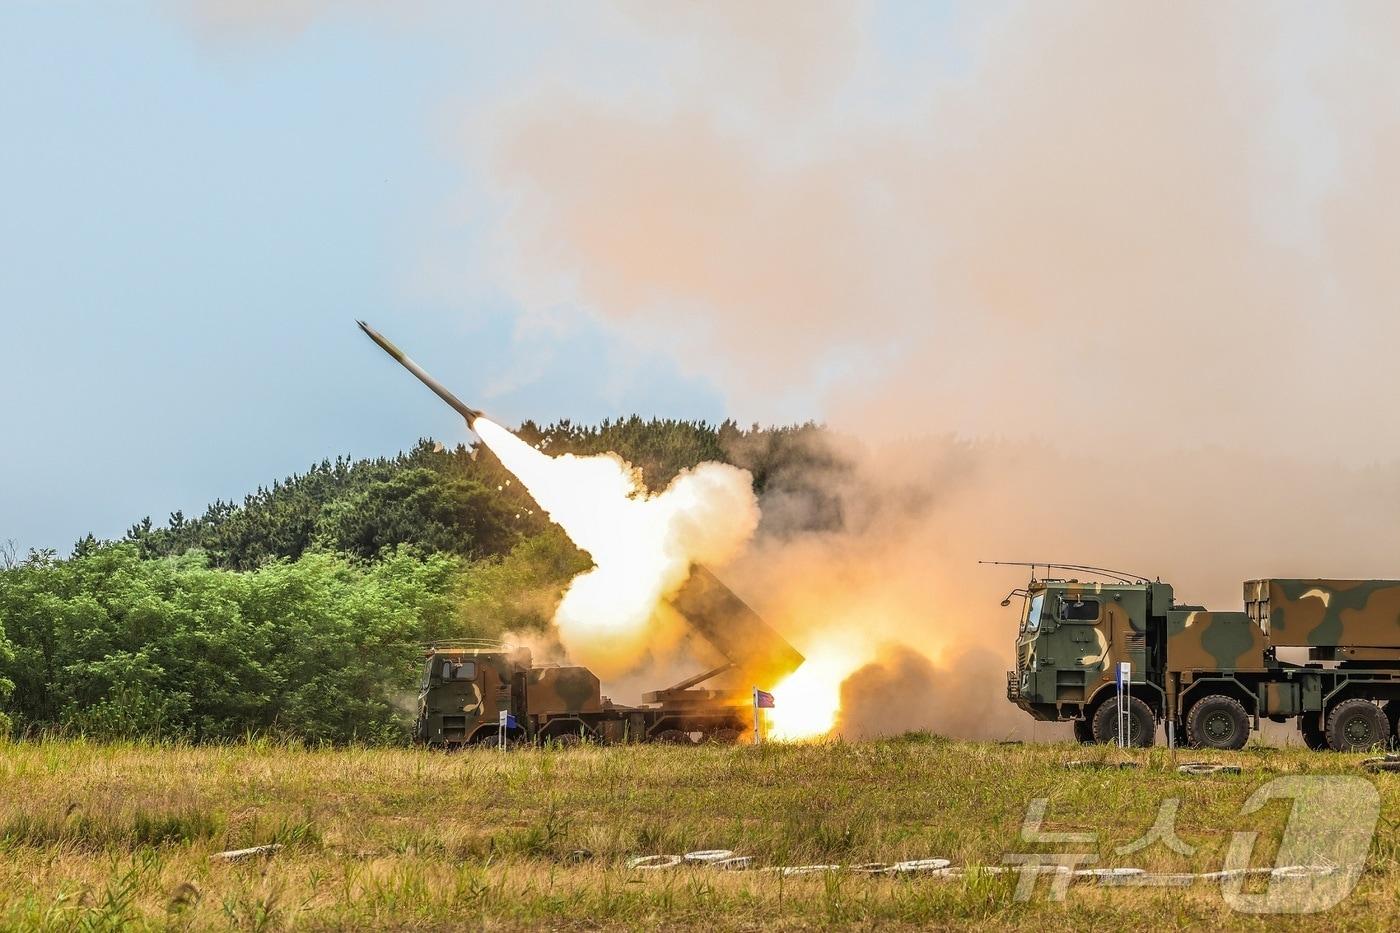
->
[978,560,1149,586]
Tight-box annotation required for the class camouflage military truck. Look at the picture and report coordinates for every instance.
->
[1003,565,1400,751]
[416,565,803,747]
[357,325,806,747]
[415,642,755,746]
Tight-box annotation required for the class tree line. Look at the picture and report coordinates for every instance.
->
[0,418,848,742]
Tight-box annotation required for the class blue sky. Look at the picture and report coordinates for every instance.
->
[0,4,734,553]
[7,3,1395,553]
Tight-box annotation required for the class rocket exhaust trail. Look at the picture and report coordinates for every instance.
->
[357,320,484,428]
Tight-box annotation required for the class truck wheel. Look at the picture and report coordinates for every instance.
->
[1300,724,1328,751]
[1072,718,1095,744]
[1383,701,1400,747]
[653,729,692,745]
[547,733,583,748]
[1326,699,1389,752]
[1185,695,1250,750]
[1092,697,1155,747]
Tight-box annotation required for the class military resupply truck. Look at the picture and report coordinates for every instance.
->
[416,565,804,747]
[1003,563,1400,751]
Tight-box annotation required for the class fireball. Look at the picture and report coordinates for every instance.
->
[766,639,874,740]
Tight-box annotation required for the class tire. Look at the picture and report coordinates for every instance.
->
[1072,718,1096,744]
[1327,699,1389,752]
[546,732,583,748]
[1384,701,1400,746]
[653,729,692,745]
[1185,695,1250,750]
[1300,724,1328,751]
[1092,696,1155,747]
[470,730,526,749]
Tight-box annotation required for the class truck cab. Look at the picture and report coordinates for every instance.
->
[416,642,617,747]
[415,643,529,747]
[1008,577,1174,742]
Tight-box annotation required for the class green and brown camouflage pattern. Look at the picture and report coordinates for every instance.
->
[1165,610,1267,672]
[1010,580,1155,719]
[417,646,529,745]
[416,644,751,745]
[525,666,602,715]
[1245,579,1400,648]
[1008,573,1400,740]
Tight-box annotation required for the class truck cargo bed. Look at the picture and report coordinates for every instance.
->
[1244,579,1400,649]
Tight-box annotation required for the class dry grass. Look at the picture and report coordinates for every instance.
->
[1,735,1398,929]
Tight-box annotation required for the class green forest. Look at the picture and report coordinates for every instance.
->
[0,419,845,743]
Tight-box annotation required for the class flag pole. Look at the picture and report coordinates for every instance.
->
[752,686,761,746]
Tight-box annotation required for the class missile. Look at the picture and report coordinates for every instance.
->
[357,320,484,427]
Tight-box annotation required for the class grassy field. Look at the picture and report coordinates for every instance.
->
[1,736,1398,930]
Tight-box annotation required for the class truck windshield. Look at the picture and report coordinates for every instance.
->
[1023,594,1045,634]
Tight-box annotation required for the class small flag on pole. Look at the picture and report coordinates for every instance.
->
[752,687,775,746]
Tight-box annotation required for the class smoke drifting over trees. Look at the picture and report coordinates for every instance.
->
[477,3,1400,738]
[0,422,851,741]
[20,4,1400,741]
[489,3,1400,452]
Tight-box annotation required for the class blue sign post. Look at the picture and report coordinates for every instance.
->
[498,708,517,750]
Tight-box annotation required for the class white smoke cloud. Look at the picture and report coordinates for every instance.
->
[489,3,1400,458]
[473,418,759,679]
[166,3,1400,738]
[484,5,1400,738]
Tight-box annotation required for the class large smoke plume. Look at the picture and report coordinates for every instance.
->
[484,3,1400,739]
[179,3,1400,739]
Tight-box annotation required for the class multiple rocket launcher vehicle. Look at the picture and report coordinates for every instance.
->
[366,320,1400,752]
[1007,567,1400,751]
[359,321,804,746]
[415,566,802,746]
